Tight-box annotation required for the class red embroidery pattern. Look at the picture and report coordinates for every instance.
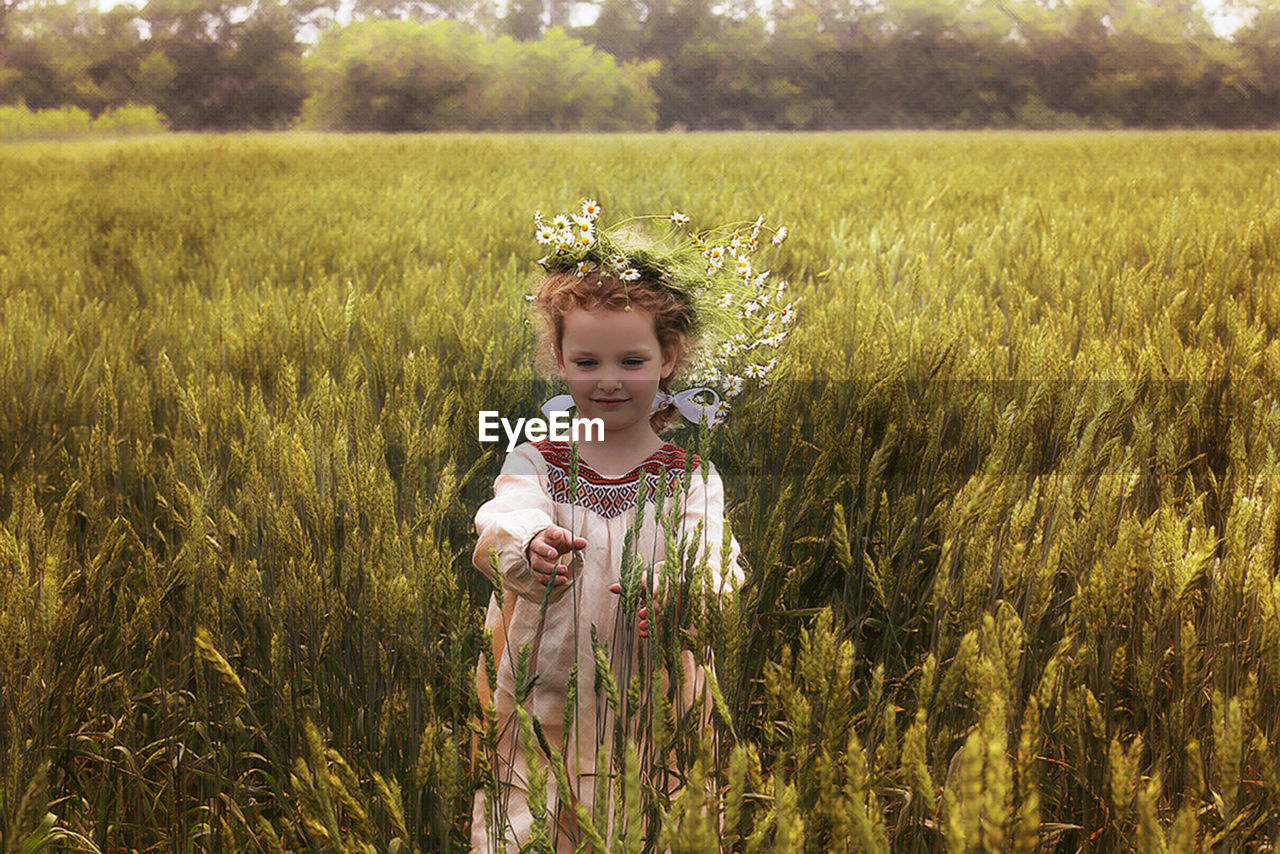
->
[535,440,700,519]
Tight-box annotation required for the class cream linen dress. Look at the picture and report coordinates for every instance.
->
[469,438,742,853]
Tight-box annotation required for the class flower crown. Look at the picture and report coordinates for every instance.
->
[532,198,796,416]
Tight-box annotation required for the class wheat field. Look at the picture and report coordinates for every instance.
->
[2,131,1280,852]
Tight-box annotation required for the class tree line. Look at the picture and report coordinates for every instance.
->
[2,0,1280,131]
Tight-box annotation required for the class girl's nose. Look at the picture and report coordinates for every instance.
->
[598,375,623,392]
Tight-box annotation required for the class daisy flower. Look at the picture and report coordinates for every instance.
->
[772,226,788,245]
[577,261,594,276]
[536,225,556,245]
[578,231,595,248]
[553,214,570,231]
[736,257,752,278]
[671,210,690,225]
[620,268,641,281]
[611,254,629,271]
[707,246,726,269]
[582,198,601,219]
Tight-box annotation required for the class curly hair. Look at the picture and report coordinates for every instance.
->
[533,271,698,434]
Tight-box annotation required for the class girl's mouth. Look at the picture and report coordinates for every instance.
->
[594,398,628,408]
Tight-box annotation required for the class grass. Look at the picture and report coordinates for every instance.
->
[1,130,1279,851]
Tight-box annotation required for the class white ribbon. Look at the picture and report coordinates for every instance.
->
[540,388,725,427]
[540,394,577,419]
[652,388,726,426]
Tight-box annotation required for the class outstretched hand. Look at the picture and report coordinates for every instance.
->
[526,525,587,587]
[608,576,666,639]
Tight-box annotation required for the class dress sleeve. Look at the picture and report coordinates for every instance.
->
[674,460,744,595]
[472,443,558,602]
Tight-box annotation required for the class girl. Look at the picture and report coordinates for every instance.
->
[470,201,790,852]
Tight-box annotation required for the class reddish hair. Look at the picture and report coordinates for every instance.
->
[534,271,696,434]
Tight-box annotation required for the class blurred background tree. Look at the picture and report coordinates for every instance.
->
[2,0,1280,130]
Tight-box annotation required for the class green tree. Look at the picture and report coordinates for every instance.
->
[585,0,643,59]
[302,19,656,129]
[144,0,307,128]
[1229,0,1280,123]
[489,25,657,128]
[0,0,157,113]
[502,0,543,40]
[303,17,490,129]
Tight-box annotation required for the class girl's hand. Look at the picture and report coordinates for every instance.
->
[608,574,665,639]
[526,525,587,587]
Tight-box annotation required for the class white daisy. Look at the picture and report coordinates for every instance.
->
[671,210,690,225]
[771,226,788,245]
[536,225,556,245]
[581,198,601,219]
[577,261,594,276]
[620,268,641,281]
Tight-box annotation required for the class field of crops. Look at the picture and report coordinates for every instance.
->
[3,131,1280,852]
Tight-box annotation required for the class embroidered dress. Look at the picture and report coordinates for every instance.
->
[470,438,742,853]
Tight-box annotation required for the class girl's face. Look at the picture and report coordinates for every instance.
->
[555,306,676,439]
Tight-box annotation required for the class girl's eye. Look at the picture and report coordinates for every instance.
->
[575,360,596,368]
[623,358,645,367]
